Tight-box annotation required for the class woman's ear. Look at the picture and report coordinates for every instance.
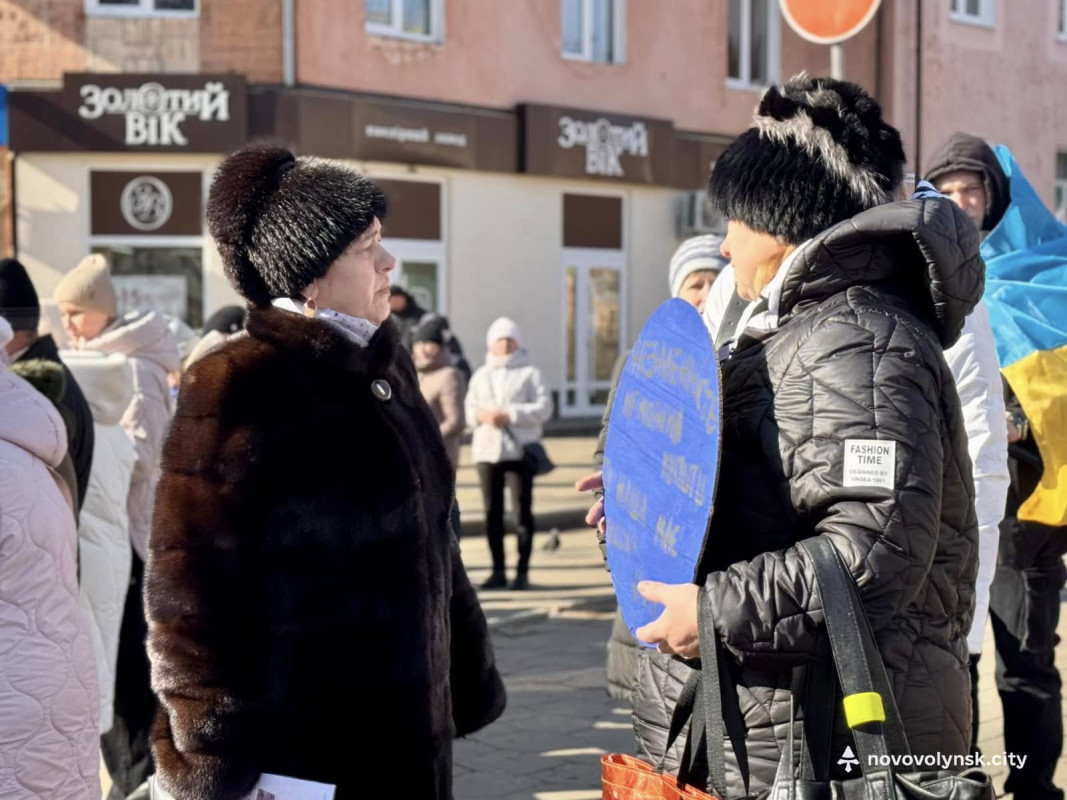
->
[303,281,320,305]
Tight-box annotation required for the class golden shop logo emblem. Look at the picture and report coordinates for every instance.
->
[78,81,231,147]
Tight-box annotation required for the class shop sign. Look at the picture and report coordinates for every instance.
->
[522,104,672,185]
[7,73,247,153]
[78,79,232,147]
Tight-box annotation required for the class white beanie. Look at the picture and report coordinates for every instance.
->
[669,235,728,298]
[486,317,522,349]
[54,254,118,317]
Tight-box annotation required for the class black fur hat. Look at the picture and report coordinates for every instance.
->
[708,75,905,245]
[206,145,387,307]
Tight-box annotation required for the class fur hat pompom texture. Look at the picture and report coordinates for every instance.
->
[708,74,906,245]
[206,145,388,307]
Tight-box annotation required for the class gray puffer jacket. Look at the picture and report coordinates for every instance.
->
[642,195,983,795]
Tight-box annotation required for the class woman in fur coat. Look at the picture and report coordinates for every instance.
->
[144,145,505,800]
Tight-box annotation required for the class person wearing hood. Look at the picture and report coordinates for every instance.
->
[0,257,95,514]
[62,351,137,738]
[54,253,181,798]
[144,145,504,799]
[635,76,983,795]
[414,316,466,473]
[0,316,101,800]
[929,134,1067,800]
[466,317,553,590]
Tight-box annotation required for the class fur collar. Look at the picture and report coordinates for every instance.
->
[246,306,402,377]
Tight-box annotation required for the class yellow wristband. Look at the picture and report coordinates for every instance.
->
[843,692,886,728]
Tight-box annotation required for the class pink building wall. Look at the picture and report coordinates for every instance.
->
[886,0,1067,206]
[297,0,881,136]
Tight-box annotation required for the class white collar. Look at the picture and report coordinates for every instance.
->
[271,298,379,349]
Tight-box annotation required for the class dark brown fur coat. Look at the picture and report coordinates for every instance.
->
[145,307,505,799]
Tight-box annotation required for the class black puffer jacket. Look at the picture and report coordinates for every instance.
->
[660,196,982,794]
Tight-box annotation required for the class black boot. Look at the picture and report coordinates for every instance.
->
[480,571,507,590]
[510,572,530,591]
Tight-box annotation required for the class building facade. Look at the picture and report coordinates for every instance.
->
[2,0,1063,417]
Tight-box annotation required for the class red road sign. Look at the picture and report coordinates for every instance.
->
[779,0,882,45]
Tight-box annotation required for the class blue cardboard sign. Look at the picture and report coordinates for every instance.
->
[603,298,721,642]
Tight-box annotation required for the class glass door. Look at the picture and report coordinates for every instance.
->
[384,239,447,315]
[562,249,625,417]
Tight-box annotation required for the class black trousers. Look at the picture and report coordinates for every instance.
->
[100,555,157,800]
[477,460,534,574]
[989,517,1067,800]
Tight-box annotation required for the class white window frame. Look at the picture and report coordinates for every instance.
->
[949,0,996,28]
[365,0,445,44]
[561,0,627,65]
[1055,152,1067,223]
[384,238,449,317]
[1059,0,1067,40]
[85,0,198,18]
[726,0,781,90]
[560,246,628,418]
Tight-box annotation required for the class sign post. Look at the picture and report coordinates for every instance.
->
[778,0,882,80]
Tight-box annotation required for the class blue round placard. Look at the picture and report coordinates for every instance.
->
[603,298,722,643]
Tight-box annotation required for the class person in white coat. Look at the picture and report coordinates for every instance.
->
[53,254,180,799]
[466,317,553,590]
[63,351,137,736]
[0,316,101,800]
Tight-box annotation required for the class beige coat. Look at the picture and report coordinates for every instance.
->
[417,351,466,472]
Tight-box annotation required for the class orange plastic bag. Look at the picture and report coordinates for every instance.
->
[601,753,718,800]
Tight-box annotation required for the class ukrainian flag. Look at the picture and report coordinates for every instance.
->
[983,146,1067,527]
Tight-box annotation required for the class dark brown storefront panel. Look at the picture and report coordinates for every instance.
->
[249,87,517,173]
[374,179,441,241]
[671,131,734,189]
[91,171,203,236]
[9,74,247,153]
[563,194,623,250]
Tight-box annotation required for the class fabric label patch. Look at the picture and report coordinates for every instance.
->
[843,439,896,489]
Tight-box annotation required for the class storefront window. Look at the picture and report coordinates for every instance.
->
[401,261,439,313]
[93,245,203,328]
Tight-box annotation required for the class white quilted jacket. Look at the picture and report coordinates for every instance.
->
[0,367,100,799]
[64,352,137,733]
[73,310,180,561]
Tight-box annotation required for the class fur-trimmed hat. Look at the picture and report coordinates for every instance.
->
[708,74,905,245]
[206,145,387,307]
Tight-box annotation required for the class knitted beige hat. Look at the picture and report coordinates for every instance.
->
[54,254,117,317]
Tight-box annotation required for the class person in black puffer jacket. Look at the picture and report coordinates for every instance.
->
[635,75,983,796]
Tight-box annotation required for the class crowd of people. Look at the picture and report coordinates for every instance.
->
[0,72,1063,800]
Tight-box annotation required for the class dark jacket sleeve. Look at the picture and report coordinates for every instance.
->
[145,353,265,800]
[702,319,949,667]
[60,367,95,515]
[448,533,506,736]
[593,351,632,566]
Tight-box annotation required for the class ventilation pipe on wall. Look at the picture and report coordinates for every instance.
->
[282,0,296,87]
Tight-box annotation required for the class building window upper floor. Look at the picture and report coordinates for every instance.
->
[950,0,995,28]
[561,0,627,64]
[365,0,445,43]
[727,0,780,89]
[85,0,197,18]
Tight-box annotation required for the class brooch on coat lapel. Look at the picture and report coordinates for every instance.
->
[371,379,392,401]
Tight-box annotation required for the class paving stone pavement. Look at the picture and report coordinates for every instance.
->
[455,523,1067,799]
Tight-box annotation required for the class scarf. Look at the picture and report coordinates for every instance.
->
[271,298,379,349]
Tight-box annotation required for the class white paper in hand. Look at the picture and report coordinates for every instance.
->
[250,774,336,800]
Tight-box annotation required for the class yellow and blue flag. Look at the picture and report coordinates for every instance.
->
[983,146,1067,527]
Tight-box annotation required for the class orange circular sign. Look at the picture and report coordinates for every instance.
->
[778,0,882,45]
